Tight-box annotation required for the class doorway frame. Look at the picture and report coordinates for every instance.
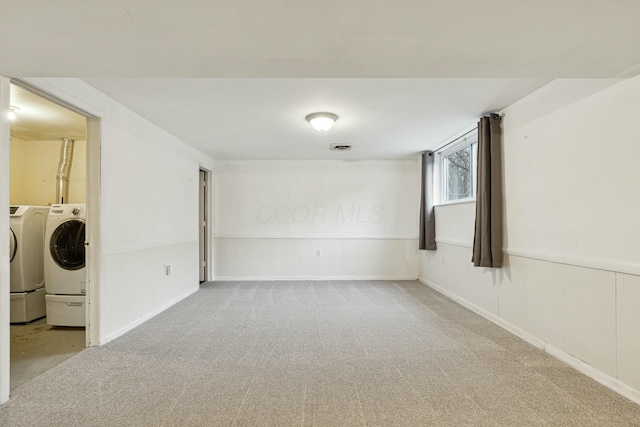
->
[0,76,11,403]
[199,167,213,282]
[0,77,102,403]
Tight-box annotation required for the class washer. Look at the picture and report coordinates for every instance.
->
[44,204,87,327]
[9,206,50,323]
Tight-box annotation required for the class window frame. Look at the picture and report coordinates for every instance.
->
[436,130,478,206]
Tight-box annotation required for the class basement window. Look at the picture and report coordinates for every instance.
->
[439,131,478,203]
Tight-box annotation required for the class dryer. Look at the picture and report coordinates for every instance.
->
[44,204,87,327]
[9,206,50,323]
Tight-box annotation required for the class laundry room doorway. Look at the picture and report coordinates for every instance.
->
[0,79,101,398]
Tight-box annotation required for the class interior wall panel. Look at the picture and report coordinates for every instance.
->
[23,78,215,344]
[214,160,420,280]
[420,75,640,401]
[215,238,418,280]
[617,273,640,391]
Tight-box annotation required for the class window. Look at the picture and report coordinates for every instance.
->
[439,132,478,203]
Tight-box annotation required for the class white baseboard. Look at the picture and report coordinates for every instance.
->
[417,276,640,406]
[213,275,419,281]
[214,234,418,240]
[105,286,199,343]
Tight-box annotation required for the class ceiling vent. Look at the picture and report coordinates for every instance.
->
[330,144,352,151]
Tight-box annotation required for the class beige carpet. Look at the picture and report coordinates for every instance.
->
[1,280,639,426]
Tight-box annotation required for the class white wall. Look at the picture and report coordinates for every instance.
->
[215,160,420,279]
[17,78,214,343]
[419,75,640,403]
[10,138,86,205]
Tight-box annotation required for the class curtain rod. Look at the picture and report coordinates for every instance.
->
[423,113,502,156]
[430,127,477,154]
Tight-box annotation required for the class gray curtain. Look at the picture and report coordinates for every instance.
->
[419,151,436,250]
[472,114,503,267]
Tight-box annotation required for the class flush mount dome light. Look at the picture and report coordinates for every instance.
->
[305,112,338,132]
[8,106,19,121]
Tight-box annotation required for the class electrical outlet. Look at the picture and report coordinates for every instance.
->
[316,250,322,257]
[165,265,171,276]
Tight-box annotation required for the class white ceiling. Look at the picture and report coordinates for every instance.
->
[81,78,548,159]
[2,0,640,159]
[10,85,86,141]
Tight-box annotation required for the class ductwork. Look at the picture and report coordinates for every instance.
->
[55,138,74,204]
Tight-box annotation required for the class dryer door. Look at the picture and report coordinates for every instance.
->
[49,219,86,270]
[9,228,17,263]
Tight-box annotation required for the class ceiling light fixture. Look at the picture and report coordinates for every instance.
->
[8,106,19,121]
[306,112,338,132]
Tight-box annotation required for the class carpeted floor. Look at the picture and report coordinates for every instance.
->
[1,280,639,426]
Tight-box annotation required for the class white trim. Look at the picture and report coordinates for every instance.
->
[20,79,106,118]
[435,198,476,207]
[11,79,96,118]
[437,127,479,204]
[417,276,640,406]
[10,79,104,351]
[214,234,418,240]
[0,76,11,404]
[543,345,640,405]
[86,117,102,346]
[214,275,419,281]
[431,241,640,277]
[105,286,198,342]
[105,238,199,256]
[199,164,214,282]
[435,238,473,249]
[504,247,640,277]
[418,276,545,346]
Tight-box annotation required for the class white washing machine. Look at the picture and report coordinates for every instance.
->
[44,204,87,327]
[9,206,50,323]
